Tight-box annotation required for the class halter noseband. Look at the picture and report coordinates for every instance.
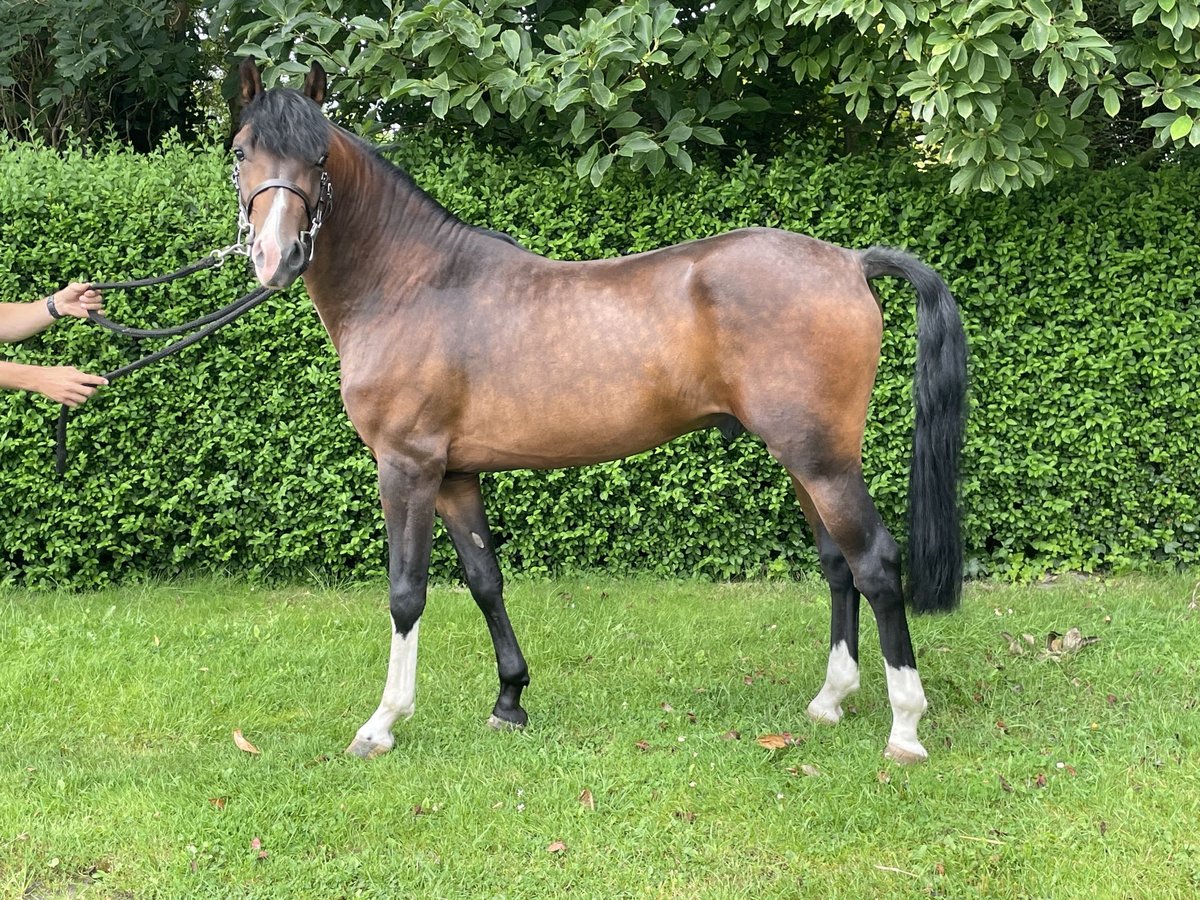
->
[232,162,333,269]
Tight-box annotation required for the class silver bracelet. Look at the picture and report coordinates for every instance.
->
[46,295,62,319]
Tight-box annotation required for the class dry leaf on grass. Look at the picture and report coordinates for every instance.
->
[787,764,821,777]
[578,788,595,811]
[756,732,800,750]
[1052,627,1100,653]
[232,730,260,755]
[547,841,567,854]
[1001,631,1037,655]
[1001,627,1099,660]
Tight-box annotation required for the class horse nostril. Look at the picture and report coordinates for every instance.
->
[285,240,307,272]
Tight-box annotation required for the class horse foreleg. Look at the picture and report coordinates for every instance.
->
[436,473,530,730]
[346,453,443,759]
[794,480,862,726]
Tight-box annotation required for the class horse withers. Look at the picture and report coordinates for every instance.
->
[232,60,967,764]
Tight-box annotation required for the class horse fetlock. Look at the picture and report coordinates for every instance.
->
[808,641,859,724]
[882,663,929,761]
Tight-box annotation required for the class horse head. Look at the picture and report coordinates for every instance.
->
[233,59,333,289]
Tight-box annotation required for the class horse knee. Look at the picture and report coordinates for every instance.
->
[388,579,426,635]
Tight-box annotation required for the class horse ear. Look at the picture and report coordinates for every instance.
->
[302,62,327,106]
[239,58,263,107]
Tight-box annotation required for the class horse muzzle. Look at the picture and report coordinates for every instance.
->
[252,232,310,288]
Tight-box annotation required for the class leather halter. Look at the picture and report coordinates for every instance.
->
[231,163,333,269]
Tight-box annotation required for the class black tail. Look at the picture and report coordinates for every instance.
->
[860,246,967,613]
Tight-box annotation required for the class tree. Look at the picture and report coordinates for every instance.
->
[217,1,1200,191]
[0,1,212,150]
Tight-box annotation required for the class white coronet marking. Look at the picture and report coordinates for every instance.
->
[352,619,420,752]
[806,640,860,725]
[884,663,929,759]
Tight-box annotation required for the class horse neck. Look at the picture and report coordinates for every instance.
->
[302,129,469,346]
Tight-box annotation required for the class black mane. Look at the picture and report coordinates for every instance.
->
[359,138,524,247]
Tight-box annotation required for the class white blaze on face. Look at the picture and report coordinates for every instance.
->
[806,640,860,725]
[351,619,420,753]
[251,189,291,284]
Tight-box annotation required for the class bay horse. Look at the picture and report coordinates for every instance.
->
[233,60,967,764]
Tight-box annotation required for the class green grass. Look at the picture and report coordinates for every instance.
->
[1,576,1198,898]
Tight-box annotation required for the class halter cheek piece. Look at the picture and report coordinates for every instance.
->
[231,158,333,271]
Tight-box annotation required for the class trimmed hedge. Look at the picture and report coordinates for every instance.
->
[1,135,1197,588]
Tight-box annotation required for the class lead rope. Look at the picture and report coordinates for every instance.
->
[53,241,277,474]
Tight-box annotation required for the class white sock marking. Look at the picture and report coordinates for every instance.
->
[806,641,860,724]
[353,619,420,751]
[884,663,928,759]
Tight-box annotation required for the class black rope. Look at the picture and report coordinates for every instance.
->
[54,284,276,475]
[87,288,266,340]
[84,250,255,339]
[89,254,222,291]
[100,287,274,381]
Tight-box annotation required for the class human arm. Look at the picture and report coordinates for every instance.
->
[0,360,107,407]
[0,283,104,342]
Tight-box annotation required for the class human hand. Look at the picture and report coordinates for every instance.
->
[32,366,108,407]
[52,283,104,319]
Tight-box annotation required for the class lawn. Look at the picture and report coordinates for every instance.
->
[1,575,1198,898]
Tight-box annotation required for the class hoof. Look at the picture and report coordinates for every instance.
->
[487,712,527,732]
[806,700,843,726]
[345,737,391,760]
[883,742,928,766]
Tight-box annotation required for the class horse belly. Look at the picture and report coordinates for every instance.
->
[447,379,714,472]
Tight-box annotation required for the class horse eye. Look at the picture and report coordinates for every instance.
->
[316,153,328,167]
[233,147,246,161]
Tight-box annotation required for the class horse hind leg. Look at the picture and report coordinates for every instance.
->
[793,478,862,726]
[801,467,928,762]
[775,449,929,763]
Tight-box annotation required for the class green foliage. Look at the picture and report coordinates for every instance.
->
[216,0,1200,193]
[0,1,211,150]
[1,136,1197,588]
